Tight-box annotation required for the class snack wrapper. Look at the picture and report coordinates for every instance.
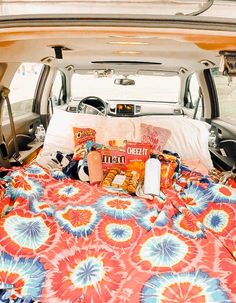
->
[73,128,96,160]
[159,153,178,189]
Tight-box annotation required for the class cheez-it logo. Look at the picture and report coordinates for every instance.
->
[125,142,151,163]
[126,147,148,156]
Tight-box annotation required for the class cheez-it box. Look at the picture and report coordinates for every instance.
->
[125,142,151,164]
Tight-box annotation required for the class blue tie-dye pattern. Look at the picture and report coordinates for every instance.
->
[95,195,146,220]
[141,270,231,303]
[55,205,100,238]
[0,252,45,299]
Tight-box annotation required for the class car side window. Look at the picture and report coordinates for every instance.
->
[184,73,203,120]
[2,63,43,122]
[50,70,66,108]
[211,67,236,125]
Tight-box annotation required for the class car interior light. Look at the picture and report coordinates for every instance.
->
[116,51,141,54]
[108,41,149,45]
[108,35,156,39]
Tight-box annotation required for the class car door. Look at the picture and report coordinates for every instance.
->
[208,68,236,170]
[0,63,44,164]
[182,68,236,171]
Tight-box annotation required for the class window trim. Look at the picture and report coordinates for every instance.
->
[50,69,67,106]
[60,71,67,104]
[204,69,219,119]
[33,64,50,114]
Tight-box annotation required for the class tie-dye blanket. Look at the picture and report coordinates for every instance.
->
[0,163,235,303]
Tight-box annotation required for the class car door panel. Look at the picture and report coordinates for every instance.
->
[2,112,41,158]
[211,118,236,170]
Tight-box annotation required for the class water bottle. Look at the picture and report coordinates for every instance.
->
[35,126,41,142]
[208,130,217,148]
[39,124,46,142]
[87,148,103,185]
[144,154,161,196]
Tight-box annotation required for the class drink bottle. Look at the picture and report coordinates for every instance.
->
[144,154,161,196]
[208,130,217,148]
[35,126,41,142]
[39,124,46,142]
[87,148,103,185]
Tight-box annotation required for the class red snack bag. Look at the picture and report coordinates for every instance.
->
[73,127,96,160]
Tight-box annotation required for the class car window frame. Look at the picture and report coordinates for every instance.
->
[183,72,204,120]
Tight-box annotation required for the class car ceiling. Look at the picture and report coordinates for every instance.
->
[0,13,236,75]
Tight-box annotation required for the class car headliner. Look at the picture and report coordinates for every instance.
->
[0,1,236,78]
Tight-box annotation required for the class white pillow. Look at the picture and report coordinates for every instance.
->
[40,110,135,155]
[133,116,213,169]
[39,110,213,169]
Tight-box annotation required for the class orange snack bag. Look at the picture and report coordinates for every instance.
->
[159,153,178,189]
[73,127,96,160]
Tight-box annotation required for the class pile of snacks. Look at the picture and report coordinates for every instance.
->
[72,127,180,196]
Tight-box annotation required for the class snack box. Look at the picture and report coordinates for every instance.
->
[125,142,151,178]
[100,147,126,171]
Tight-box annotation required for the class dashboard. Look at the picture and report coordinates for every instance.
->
[107,100,183,116]
[66,97,183,116]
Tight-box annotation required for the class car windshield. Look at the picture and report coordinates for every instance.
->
[71,73,180,103]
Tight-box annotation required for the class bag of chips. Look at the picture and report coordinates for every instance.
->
[73,127,96,160]
[159,153,178,188]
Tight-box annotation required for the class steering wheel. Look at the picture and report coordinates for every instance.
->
[78,96,107,116]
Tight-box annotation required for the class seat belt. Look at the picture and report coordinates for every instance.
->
[0,86,10,168]
[0,85,22,165]
[48,96,54,116]
[193,88,203,120]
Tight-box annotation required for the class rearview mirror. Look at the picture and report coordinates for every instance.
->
[114,78,135,86]
[219,51,236,76]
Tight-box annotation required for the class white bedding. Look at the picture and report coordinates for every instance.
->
[37,110,213,170]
